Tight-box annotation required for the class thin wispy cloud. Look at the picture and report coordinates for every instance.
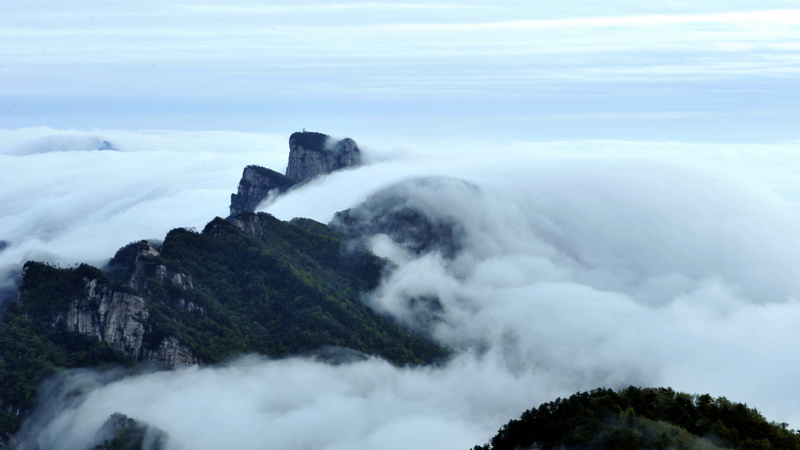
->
[2,0,797,140]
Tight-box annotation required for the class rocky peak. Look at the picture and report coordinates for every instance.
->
[227,131,362,218]
[143,335,199,366]
[229,165,297,218]
[285,131,361,182]
[129,240,161,292]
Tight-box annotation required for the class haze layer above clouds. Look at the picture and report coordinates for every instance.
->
[2,0,799,140]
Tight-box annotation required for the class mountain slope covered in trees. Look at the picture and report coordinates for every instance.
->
[0,211,448,442]
[474,386,800,450]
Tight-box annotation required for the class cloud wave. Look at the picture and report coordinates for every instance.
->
[7,129,800,448]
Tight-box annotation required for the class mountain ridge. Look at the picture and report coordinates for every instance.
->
[228,130,361,217]
[0,151,448,442]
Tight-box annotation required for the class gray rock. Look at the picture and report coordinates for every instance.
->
[231,211,264,238]
[285,131,361,182]
[229,165,297,218]
[143,335,198,366]
[59,279,148,359]
[121,241,194,294]
[128,241,161,293]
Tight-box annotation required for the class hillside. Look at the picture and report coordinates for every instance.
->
[474,387,800,450]
[0,212,448,442]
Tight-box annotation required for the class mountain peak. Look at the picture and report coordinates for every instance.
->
[286,131,361,181]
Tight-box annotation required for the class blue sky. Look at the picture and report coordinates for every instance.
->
[2,0,799,141]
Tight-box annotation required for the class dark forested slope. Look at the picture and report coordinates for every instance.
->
[0,212,448,442]
[475,386,800,450]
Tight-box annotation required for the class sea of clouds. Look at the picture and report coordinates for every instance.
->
[3,128,800,449]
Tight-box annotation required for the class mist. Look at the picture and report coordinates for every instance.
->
[5,128,800,449]
[0,127,287,289]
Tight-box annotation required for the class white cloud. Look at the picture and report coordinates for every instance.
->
[8,129,800,448]
[0,128,286,273]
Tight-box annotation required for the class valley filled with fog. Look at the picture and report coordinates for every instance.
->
[2,129,800,448]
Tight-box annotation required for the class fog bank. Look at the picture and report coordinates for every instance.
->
[5,129,800,448]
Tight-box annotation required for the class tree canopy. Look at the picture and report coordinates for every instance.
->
[475,386,800,450]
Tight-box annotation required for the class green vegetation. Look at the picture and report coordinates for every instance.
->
[137,213,447,364]
[0,264,134,441]
[91,413,166,450]
[0,212,448,442]
[475,386,800,450]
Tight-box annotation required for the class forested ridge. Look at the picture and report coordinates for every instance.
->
[0,212,448,443]
[475,386,800,450]
[129,213,448,364]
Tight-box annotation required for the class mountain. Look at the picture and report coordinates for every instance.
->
[329,177,471,260]
[228,130,361,217]
[474,386,800,450]
[286,131,361,182]
[0,210,448,442]
[90,413,166,450]
[229,166,297,218]
[0,129,379,444]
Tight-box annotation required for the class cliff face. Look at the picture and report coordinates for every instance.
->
[59,276,198,366]
[228,131,361,217]
[143,335,199,366]
[59,278,148,359]
[17,258,199,367]
[285,131,361,182]
[229,165,297,218]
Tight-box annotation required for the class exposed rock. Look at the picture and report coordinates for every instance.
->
[227,131,361,217]
[129,241,161,293]
[115,241,193,294]
[0,240,8,252]
[286,131,361,182]
[20,258,199,366]
[232,211,264,237]
[154,264,193,290]
[143,335,198,366]
[229,165,297,218]
[177,298,204,315]
[59,279,149,359]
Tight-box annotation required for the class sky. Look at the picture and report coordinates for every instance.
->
[2,0,800,141]
[2,1,800,449]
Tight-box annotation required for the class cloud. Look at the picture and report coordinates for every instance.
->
[0,128,285,276]
[2,0,798,144]
[9,129,800,448]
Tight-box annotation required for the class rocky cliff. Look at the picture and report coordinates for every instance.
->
[285,131,361,182]
[17,258,199,367]
[229,165,297,218]
[228,131,361,218]
[57,278,149,359]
